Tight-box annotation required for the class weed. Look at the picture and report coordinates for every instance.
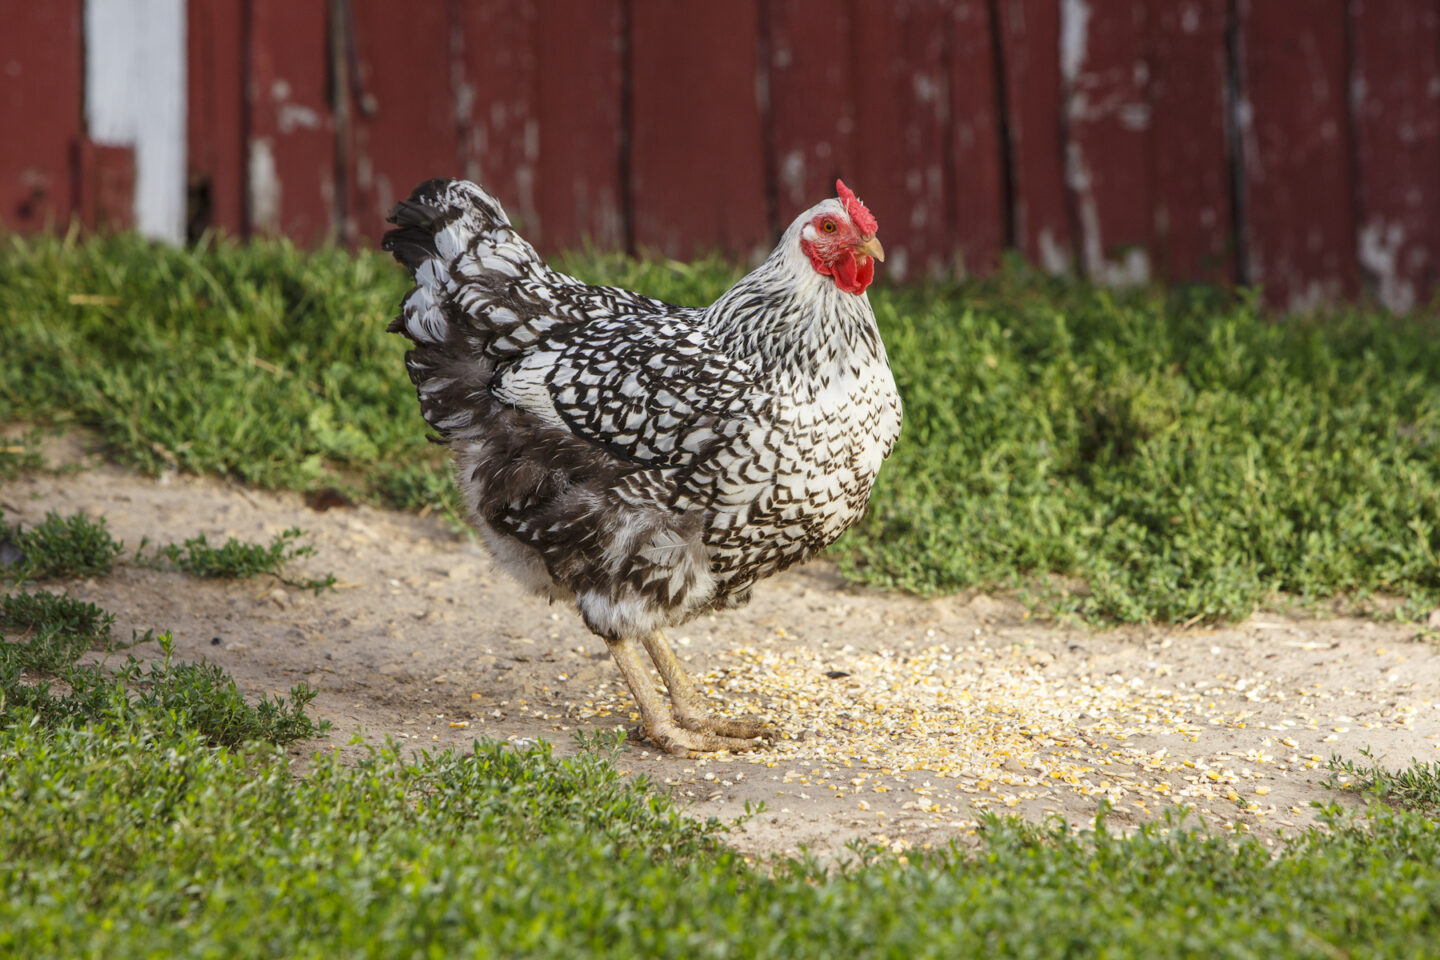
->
[2,630,326,746]
[1325,748,1440,815]
[0,589,113,642]
[1,723,1439,957]
[138,526,336,594]
[0,590,117,673]
[0,510,123,582]
[0,430,44,479]
[5,234,1440,623]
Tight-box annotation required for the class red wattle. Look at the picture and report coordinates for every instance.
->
[833,252,859,293]
[801,239,875,296]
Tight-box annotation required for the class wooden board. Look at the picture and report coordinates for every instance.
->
[629,1,769,259]
[1235,0,1356,309]
[1061,0,1151,284]
[76,139,136,232]
[766,0,856,230]
[345,0,464,245]
[1349,0,1440,312]
[186,0,247,237]
[246,0,338,242]
[454,1,540,237]
[849,0,955,280]
[533,0,626,253]
[948,0,1007,275]
[996,0,1072,273]
[0,0,84,231]
[1148,0,1234,284]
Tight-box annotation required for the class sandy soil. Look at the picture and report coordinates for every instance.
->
[6,446,1438,858]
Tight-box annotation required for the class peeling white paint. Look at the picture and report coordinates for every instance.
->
[1288,279,1337,313]
[912,73,939,104]
[278,103,320,133]
[1066,143,1150,286]
[84,0,186,242]
[248,137,280,233]
[1119,102,1151,130]
[780,150,806,201]
[889,248,910,282]
[1060,0,1091,84]
[1180,3,1201,34]
[1358,219,1416,313]
[1038,229,1071,276]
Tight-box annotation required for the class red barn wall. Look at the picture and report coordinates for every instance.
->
[4,0,1440,311]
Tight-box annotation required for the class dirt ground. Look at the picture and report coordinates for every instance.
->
[6,443,1439,858]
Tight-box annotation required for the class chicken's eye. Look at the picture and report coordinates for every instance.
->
[822,220,837,233]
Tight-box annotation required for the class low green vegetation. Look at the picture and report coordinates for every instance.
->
[0,430,45,480]
[1328,748,1440,815]
[0,515,330,740]
[137,526,337,594]
[3,232,1438,622]
[1,509,124,581]
[5,665,1440,956]
[2,458,1438,955]
[3,557,1440,958]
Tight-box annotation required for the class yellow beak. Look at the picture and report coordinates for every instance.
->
[855,235,885,262]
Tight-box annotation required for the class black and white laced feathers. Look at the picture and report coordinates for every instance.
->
[384,178,901,755]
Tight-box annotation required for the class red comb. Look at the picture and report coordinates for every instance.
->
[836,179,878,235]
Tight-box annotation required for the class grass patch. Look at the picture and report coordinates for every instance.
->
[0,590,116,673]
[2,632,323,746]
[0,429,45,479]
[137,526,337,594]
[0,587,325,746]
[1,509,123,582]
[1327,748,1440,815]
[0,512,328,746]
[4,233,1439,623]
[3,714,1440,957]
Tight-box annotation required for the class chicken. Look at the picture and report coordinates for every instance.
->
[383,178,902,756]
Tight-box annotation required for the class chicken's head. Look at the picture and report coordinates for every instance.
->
[799,179,885,296]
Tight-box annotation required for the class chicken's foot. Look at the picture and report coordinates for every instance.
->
[640,630,775,742]
[605,636,762,756]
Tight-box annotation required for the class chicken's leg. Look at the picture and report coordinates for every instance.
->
[605,636,760,757]
[640,631,774,742]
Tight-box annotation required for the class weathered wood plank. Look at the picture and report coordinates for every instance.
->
[1062,0,1151,284]
[454,1,540,235]
[996,0,1072,273]
[849,0,954,280]
[629,1,769,259]
[1235,0,1356,309]
[0,0,84,231]
[767,0,855,229]
[186,0,247,237]
[533,0,626,253]
[948,0,1007,274]
[345,0,463,244]
[1148,0,1234,283]
[1350,0,1440,312]
[246,0,339,242]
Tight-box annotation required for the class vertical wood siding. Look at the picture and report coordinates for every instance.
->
[6,0,1440,311]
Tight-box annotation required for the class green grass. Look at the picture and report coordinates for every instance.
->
[1,509,124,581]
[4,706,1440,957]
[0,513,328,744]
[0,429,45,480]
[2,491,1439,956]
[137,526,337,594]
[3,232,1438,623]
[1328,748,1440,815]
[0,589,117,673]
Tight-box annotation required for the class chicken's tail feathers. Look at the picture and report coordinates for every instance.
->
[382,178,511,275]
[382,179,541,350]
